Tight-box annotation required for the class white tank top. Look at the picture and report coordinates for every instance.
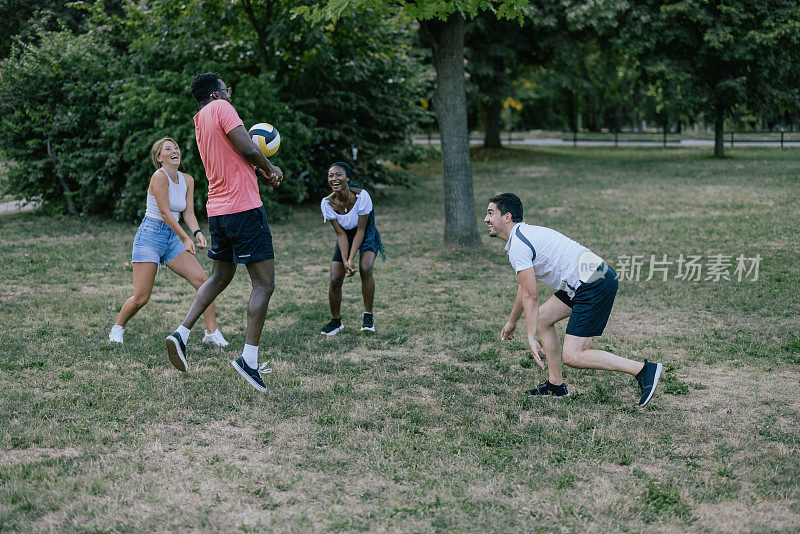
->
[145,168,187,222]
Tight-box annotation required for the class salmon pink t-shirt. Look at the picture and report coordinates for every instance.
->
[193,99,262,217]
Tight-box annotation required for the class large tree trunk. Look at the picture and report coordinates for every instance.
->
[420,15,481,251]
[714,107,725,158]
[483,96,503,148]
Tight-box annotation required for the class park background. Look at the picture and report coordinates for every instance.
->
[1,0,799,531]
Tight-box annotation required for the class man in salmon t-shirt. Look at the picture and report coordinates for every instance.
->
[165,72,284,393]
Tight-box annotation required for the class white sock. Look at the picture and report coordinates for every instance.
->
[176,325,191,345]
[111,325,124,332]
[242,344,259,369]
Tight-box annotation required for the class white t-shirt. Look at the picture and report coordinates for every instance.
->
[320,189,373,230]
[144,169,187,222]
[505,222,604,298]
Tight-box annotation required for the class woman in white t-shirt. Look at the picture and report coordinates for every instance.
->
[319,162,384,335]
[108,137,227,346]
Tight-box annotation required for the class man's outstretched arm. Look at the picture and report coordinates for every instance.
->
[500,284,524,340]
[517,267,545,370]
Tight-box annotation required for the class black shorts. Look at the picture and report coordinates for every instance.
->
[332,211,383,263]
[554,265,617,338]
[208,206,274,264]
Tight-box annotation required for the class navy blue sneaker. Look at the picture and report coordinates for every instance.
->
[231,356,271,392]
[165,332,188,372]
[636,360,663,407]
[361,312,375,332]
[321,318,344,336]
[527,380,570,397]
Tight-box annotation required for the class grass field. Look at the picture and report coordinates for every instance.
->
[1,147,799,532]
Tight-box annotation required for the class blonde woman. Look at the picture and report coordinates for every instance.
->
[108,137,227,346]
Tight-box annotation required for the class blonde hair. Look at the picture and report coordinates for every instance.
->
[150,137,178,169]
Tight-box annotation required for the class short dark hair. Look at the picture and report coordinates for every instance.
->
[190,72,222,106]
[489,193,523,222]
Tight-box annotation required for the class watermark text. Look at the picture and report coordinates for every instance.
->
[614,254,761,282]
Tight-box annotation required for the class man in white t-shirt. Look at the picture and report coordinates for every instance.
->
[485,193,662,407]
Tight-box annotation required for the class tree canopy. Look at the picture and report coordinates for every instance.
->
[2,0,800,224]
[0,0,426,218]
[630,0,800,156]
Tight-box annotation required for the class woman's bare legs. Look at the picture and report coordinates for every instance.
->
[114,262,158,327]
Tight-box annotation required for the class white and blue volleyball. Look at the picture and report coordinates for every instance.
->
[249,123,280,157]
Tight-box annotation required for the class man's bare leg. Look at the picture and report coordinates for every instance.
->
[561,335,644,375]
[244,259,275,346]
[536,295,572,385]
[181,260,237,329]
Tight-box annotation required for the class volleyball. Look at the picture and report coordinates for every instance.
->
[249,123,280,157]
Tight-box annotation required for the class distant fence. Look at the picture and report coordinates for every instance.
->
[415,130,800,148]
[562,130,800,148]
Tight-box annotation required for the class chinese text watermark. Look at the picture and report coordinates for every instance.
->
[613,254,761,282]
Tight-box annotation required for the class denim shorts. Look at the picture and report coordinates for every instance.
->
[332,211,385,263]
[131,217,185,264]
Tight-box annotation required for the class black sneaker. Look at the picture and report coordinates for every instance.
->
[165,332,188,372]
[636,359,663,407]
[321,318,344,336]
[361,312,375,332]
[526,380,570,397]
[231,356,271,393]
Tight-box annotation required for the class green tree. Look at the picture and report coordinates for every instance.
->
[0,0,425,219]
[0,1,313,219]
[0,24,119,216]
[464,9,541,148]
[632,0,800,157]
[537,0,637,133]
[0,0,98,58]
[299,0,528,251]
[234,1,428,195]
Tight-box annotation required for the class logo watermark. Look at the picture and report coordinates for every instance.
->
[613,254,762,282]
[578,251,609,283]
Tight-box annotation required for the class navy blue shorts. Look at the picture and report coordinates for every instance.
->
[208,206,274,264]
[554,265,617,338]
[332,211,383,263]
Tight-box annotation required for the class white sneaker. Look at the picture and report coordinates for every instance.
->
[203,329,229,347]
[108,325,124,343]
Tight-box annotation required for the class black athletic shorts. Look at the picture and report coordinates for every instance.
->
[208,206,274,264]
[554,265,617,338]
